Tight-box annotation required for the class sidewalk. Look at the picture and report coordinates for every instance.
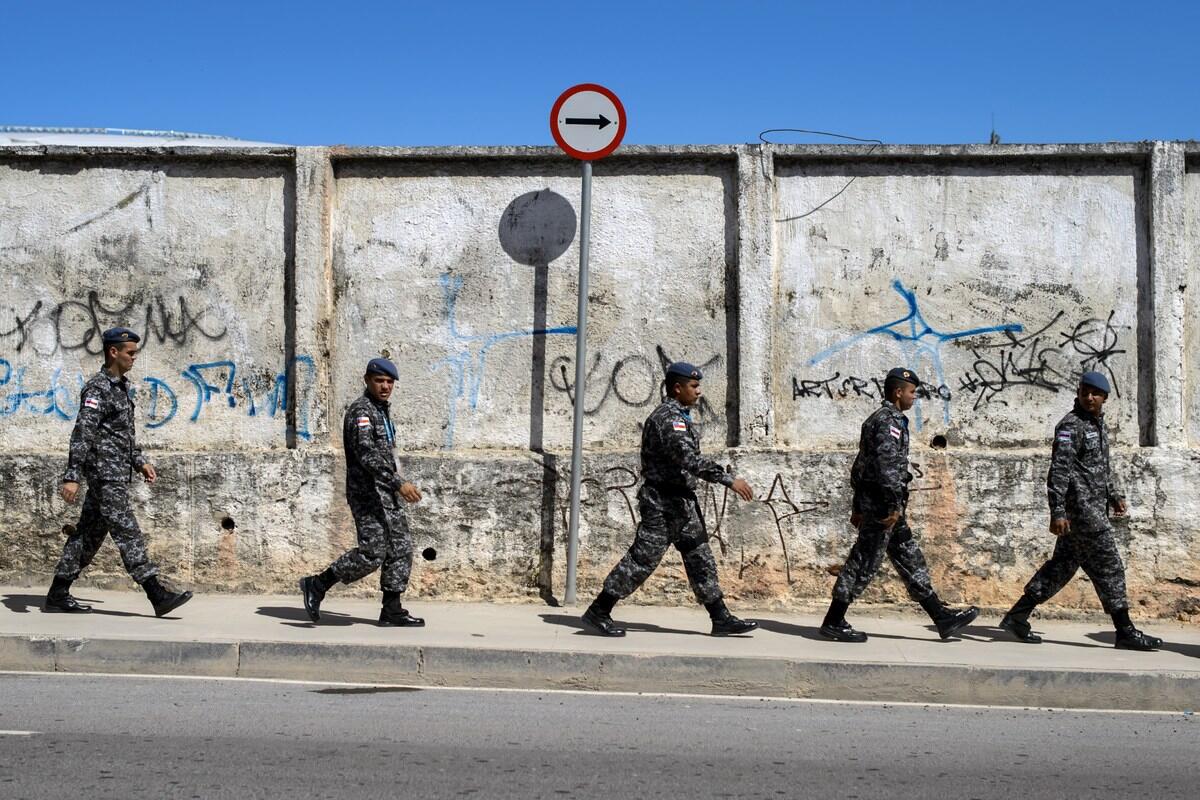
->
[2,586,1197,711]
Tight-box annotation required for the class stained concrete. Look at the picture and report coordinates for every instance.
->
[1,143,1198,620]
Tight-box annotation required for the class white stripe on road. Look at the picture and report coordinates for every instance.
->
[0,730,39,735]
[0,669,1193,716]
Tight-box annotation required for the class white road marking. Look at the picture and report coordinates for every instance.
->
[0,730,39,735]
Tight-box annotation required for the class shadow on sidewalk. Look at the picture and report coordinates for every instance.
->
[1085,630,1200,658]
[539,613,708,637]
[255,605,378,628]
[1,593,152,619]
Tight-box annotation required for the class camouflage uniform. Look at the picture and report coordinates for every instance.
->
[832,400,935,604]
[55,369,158,584]
[1023,401,1129,613]
[328,392,413,593]
[601,398,733,605]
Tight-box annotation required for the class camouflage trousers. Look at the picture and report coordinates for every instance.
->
[602,486,723,605]
[329,495,413,593]
[832,511,936,604]
[1023,527,1129,613]
[54,480,158,585]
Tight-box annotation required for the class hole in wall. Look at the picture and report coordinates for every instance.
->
[62,524,76,536]
[220,517,236,531]
[930,435,948,449]
[422,547,437,561]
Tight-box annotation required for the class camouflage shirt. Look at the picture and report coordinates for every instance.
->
[63,368,147,484]
[850,400,912,513]
[1047,401,1123,532]
[343,392,404,500]
[640,398,734,492]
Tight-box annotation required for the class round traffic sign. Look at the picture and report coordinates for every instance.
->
[550,83,626,161]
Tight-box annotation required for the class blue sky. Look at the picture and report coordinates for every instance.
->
[3,1,1197,146]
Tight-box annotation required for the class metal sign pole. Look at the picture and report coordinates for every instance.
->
[564,159,593,606]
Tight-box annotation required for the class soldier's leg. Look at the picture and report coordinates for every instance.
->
[883,517,936,603]
[328,503,389,585]
[600,501,672,601]
[831,518,891,604]
[1021,535,1080,606]
[674,498,757,635]
[53,485,109,581]
[379,509,414,595]
[1073,529,1129,614]
[99,482,159,585]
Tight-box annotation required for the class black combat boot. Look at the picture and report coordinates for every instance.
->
[582,591,626,637]
[819,598,867,642]
[141,576,193,618]
[379,591,424,627]
[300,568,337,623]
[706,598,758,636]
[998,593,1042,643]
[1112,610,1162,651]
[920,595,979,640]
[43,576,92,613]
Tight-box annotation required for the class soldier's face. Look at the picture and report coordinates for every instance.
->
[894,382,917,411]
[365,373,395,402]
[1077,385,1107,414]
[107,342,138,375]
[673,378,702,407]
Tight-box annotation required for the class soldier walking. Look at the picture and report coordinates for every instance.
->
[301,358,425,627]
[581,362,758,637]
[46,327,192,617]
[999,372,1161,650]
[820,367,978,642]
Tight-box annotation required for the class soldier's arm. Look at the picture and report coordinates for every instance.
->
[661,416,734,486]
[871,416,907,512]
[131,406,148,472]
[63,387,103,484]
[1046,421,1076,521]
[347,412,402,490]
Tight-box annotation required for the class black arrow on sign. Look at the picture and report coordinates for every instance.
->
[564,114,612,129]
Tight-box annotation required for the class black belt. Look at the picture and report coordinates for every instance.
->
[643,481,698,499]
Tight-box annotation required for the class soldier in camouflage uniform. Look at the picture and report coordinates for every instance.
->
[46,327,192,618]
[1000,371,1162,650]
[820,367,978,643]
[582,362,758,637]
[301,358,425,627]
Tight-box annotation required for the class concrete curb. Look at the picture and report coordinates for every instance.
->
[2,633,1196,712]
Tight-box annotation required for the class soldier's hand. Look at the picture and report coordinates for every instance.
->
[729,478,754,502]
[849,512,863,529]
[61,481,80,504]
[141,464,157,484]
[1110,498,1128,517]
[1050,518,1071,536]
[879,510,901,529]
[398,482,422,503]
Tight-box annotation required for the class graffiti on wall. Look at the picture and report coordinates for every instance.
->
[795,279,1127,427]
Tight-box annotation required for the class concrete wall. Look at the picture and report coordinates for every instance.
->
[2,142,1197,621]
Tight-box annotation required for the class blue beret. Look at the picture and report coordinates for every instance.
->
[885,367,921,387]
[101,327,140,345]
[365,357,398,380]
[666,361,703,381]
[1079,371,1111,394]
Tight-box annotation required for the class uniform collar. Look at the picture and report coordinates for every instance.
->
[665,397,692,417]
[363,391,390,412]
[101,366,126,386]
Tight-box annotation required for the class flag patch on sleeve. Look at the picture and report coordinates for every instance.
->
[1057,430,1072,442]
[672,420,688,432]
[356,416,372,428]
[83,397,99,410]
[888,425,901,439]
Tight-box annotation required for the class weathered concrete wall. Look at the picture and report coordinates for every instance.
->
[1,143,1197,622]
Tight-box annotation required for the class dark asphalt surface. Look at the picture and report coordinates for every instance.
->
[0,673,1195,799]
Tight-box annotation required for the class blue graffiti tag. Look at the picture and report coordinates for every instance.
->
[807,279,1023,426]
[432,273,577,448]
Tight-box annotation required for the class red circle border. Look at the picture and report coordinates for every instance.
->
[549,83,626,161]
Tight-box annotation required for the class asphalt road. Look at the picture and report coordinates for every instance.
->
[0,673,1194,799]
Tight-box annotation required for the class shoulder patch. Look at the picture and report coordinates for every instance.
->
[888,425,902,439]
[1057,430,1072,441]
[672,419,688,432]
[356,416,372,428]
[83,396,100,410]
